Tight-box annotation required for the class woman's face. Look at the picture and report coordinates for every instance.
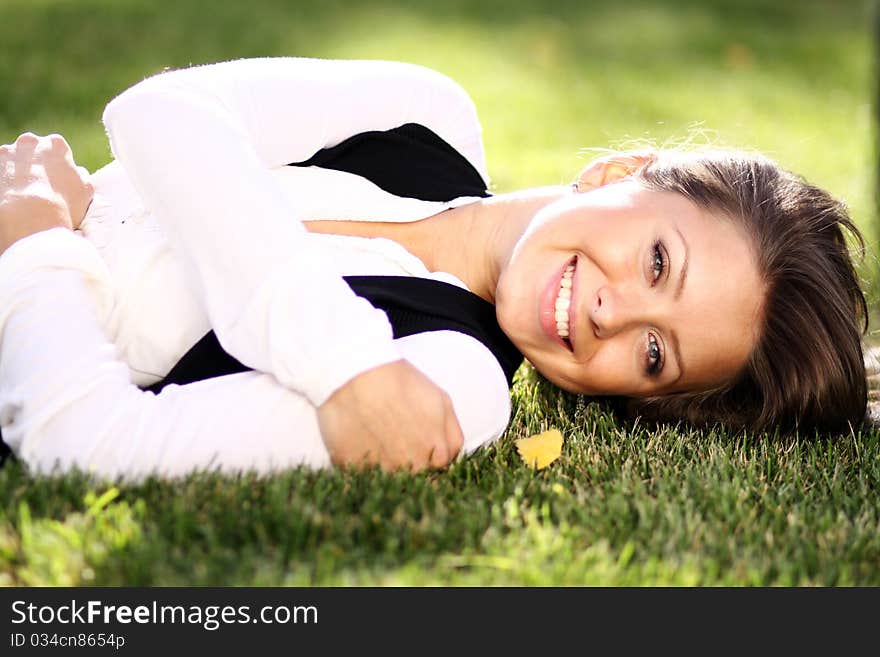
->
[495,179,764,397]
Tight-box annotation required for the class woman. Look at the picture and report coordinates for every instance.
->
[0,58,867,480]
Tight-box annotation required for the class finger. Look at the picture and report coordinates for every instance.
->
[0,144,11,182]
[332,427,380,469]
[354,448,381,471]
[443,397,464,460]
[379,450,409,473]
[334,446,376,470]
[13,133,40,162]
[76,167,95,205]
[43,150,92,196]
[11,133,41,180]
[376,427,428,473]
[83,178,96,201]
[47,133,72,155]
[14,132,40,150]
[427,435,450,470]
[74,166,95,198]
[382,436,422,473]
[48,134,80,170]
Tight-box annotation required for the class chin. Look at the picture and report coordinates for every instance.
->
[496,304,533,353]
[522,358,571,392]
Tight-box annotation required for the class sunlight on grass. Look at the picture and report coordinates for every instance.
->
[0,489,144,586]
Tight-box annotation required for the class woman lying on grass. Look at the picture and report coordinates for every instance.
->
[0,57,868,480]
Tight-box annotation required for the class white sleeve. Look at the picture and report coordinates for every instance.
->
[0,229,333,480]
[101,57,487,407]
[0,231,508,480]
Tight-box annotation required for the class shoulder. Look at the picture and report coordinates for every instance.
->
[351,60,487,179]
[120,57,479,110]
[380,61,488,187]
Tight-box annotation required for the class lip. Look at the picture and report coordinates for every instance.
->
[568,258,579,352]
[539,255,577,352]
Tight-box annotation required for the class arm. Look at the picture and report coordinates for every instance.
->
[101,57,487,406]
[0,229,334,479]
[0,137,327,479]
[0,135,506,475]
[0,233,507,480]
[101,58,488,470]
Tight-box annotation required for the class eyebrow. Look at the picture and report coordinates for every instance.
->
[670,227,689,382]
[670,329,685,384]
[674,226,689,302]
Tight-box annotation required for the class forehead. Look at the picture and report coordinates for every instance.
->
[652,189,764,392]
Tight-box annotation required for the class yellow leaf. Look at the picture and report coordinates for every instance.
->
[515,429,564,470]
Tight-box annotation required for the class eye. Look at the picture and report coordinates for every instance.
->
[645,332,664,377]
[650,240,667,285]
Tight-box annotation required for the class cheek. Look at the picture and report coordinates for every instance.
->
[584,343,639,394]
[545,339,640,395]
[495,268,530,332]
[518,208,590,255]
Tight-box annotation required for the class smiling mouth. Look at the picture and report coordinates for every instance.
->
[554,256,576,350]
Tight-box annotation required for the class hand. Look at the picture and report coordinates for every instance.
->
[0,132,94,254]
[317,359,465,472]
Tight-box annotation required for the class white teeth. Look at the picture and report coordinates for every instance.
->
[554,258,576,342]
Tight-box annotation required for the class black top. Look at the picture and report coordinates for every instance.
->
[291,122,490,202]
[148,122,523,391]
[147,275,523,394]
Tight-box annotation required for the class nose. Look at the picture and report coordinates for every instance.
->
[590,284,642,339]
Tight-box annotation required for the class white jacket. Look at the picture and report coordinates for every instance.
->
[0,58,512,480]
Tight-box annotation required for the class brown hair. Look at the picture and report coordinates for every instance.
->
[626,149,868,434]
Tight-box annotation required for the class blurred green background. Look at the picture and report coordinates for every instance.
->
[1,0,875,293]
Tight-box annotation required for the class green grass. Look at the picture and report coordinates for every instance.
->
[1,0,879,585]
[3,376,879,585]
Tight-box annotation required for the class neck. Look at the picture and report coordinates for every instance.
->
[420,186,571,303]
[303,185,572,303]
